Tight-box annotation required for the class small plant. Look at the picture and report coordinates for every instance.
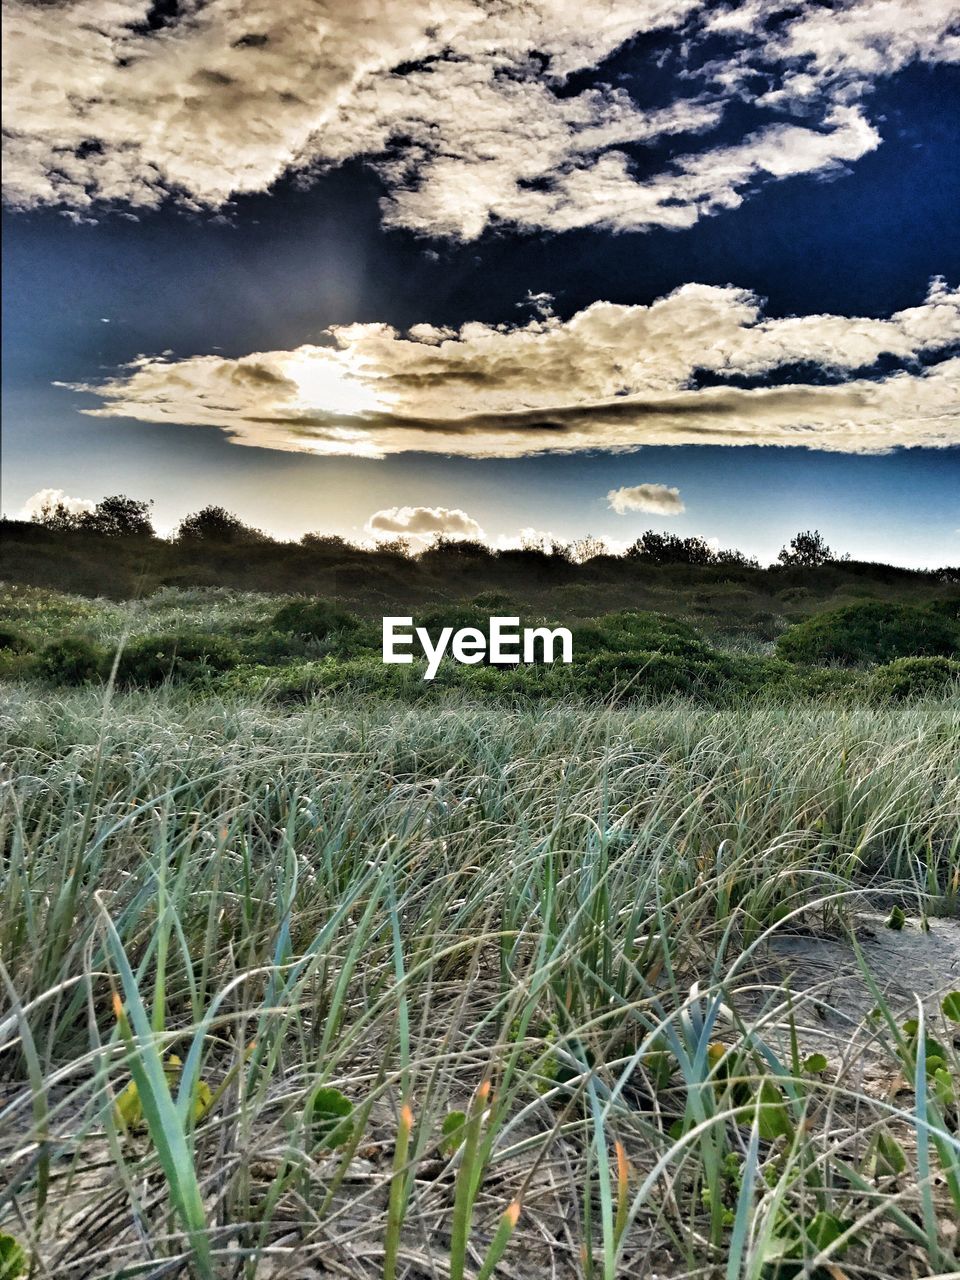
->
[304,1085,354,1150]
[885,904,906,930]
[440,1109,468,1156]
[115,1054,212,1133]
[0,1232,26,1279]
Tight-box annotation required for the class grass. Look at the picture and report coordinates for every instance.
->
[1,675,959,1278]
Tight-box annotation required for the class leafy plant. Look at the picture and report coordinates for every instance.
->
[305,1085,354,1151]
[440,1110,468,1156]
[115,1054,212,1133]
[0,1233,26,1280]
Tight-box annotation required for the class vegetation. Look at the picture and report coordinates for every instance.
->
[1,548,958,1276]
[0,681,958,1277]
[777,602,960,666]
[1,584,958,706]
[3,514,956,648]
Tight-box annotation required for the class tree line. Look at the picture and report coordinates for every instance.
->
[24,492,839,568]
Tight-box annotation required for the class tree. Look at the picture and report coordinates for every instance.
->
[79,495,154,537]
[175,505,268,544]
[300,532,349,551]
[424,534,490,558]
[569,534,607,563]
[713,547,760,569]
[777,529,833,568]
[31,497,84,531]
[625,531,715,565]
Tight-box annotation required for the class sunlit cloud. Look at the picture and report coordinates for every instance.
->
[60,278,960,457]
[18,487,96,520]
[366,505,484,540]
[608,484,685,515]
[3,1,957,239]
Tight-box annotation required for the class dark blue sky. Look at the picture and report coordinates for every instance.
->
[2,10,959,565]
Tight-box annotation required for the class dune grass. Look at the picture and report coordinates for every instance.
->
[1,683,959,1278]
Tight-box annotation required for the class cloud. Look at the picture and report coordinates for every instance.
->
[3,1,957,238]
[18,487,96,519]
[608,484,685,515]
[366,505,484,539]
[61,277,960,456]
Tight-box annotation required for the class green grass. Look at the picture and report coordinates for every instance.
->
[9,583,959,710]
[1,676,959,1277]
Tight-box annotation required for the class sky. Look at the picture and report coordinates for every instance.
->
[2,0,959,566]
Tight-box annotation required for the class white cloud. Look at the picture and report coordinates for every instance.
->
[61,278,960,456]
[366,505,484,540]
[608,483,685,515]
[3,1,956,238]
[493,527,567,553]
[18,487,96,520]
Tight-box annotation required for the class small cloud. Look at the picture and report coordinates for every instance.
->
[100,317,110,323]
[607,483,685,515]
[494,526,565,553]
[365,505,484,540]
[520,290,555,317]
[18,487,96,520]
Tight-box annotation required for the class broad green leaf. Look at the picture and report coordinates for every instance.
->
[441,1110,468,1156]
[806,1211,851,1252]
[886,905,906,931]
[0,1233,26,1280]
[306,1085,354,1150]
[864,1130,908,1178]
[801,1053,828,1074]
[942,991,960,1023]
[756,1080,792,1142]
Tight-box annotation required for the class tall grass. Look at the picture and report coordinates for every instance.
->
[1,683,958,1277]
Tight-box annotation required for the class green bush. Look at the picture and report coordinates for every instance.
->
[270,599,360,640]
[114,633,240,687]
[0,625,30,653]
[776,603,960,666]
[35,635,105,684]
[575,611,712,662]
[871,656,960,700]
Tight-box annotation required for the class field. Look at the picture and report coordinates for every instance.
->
[1,583,960,1279]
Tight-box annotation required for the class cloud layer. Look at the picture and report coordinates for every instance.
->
[62,278,960,457]
[3,1,957,238]
[608,484,685,515]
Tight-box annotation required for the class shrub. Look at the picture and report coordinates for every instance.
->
[0,625,30,653]
[575,611,713,662]
[175,505,268,544]
[35,636,105,684]
[271,599,359,640]
[114,633,240,687]
[871,656,960,700]
[776,602,960,666]
[777,529,832,567]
